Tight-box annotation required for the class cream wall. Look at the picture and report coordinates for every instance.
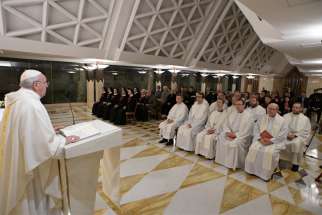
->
[306,77,322,96]
[258,76,274,92]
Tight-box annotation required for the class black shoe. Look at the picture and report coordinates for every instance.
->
[291,164,299,172]
[159,138,167,143]
[166,139,174,145]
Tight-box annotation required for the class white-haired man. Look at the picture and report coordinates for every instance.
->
[245,103,288,181]
[0,70,79,215]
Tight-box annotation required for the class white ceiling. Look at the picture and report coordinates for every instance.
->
[0,0,296,76]
[235,0,322,75]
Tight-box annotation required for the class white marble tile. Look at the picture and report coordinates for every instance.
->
[95,193,109,210]
[198,159,215,169]
[222,195,272,215]
[103,209,117,215]
[164,177,226,215]
[120,154,169,177]
[229,172,247,183]
[120,164,193,204]
[270,186,295,204]
[120,145,149,161]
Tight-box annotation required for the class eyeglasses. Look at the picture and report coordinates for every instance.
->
[34,80,49,86]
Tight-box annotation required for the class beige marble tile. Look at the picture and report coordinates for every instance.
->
[180,163,224,189]
[288,186,304,205]
[123,138,146,147]
[220,177,265,213]
[132,145,168,158]
[121,173,147,195]
[269,195,313,215]
[97,184,122,215]
[152,154,193,171]
[267,179,285,193]
[281,169,302,184]
[93,209,108,215]
[121,192,176,215]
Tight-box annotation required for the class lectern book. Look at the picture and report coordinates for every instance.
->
[60,121,101,140]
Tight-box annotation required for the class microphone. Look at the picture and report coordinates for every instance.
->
[66,91,76,125]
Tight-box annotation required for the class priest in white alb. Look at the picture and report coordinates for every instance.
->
[246,94,266,123]
[281,102,311,171]
[215,99,253,170]
[195,98,227,159]
[176,92,209,151]
[0,70,79,215]
[209,92,227,114]
[245,103,288,181]
[159,94,188,145]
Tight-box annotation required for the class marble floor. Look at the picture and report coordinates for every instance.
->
[46,103,322,215]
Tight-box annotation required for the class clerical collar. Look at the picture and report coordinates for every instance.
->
[251,105,257,108]
[217,110,223,112]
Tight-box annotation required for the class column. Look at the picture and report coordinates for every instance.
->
[171,72,178,92]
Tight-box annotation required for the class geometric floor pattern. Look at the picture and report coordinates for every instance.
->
[46,103,322,215]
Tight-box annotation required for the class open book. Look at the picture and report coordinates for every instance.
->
[60,122,101,140]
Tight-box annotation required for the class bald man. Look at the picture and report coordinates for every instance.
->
[0,70,79,215]
[245,103,288,181]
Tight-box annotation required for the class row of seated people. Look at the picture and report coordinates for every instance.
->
[159,92,311,181]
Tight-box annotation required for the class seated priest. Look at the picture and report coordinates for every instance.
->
[246,94,266,124]
[195,98,227,159]
[215,99,253,170]
[135,89,149,121]
[281,102,311,171]
[176,92,209,151]
[159,94,188,145]
[209,92,227,114]
[0,70,79,215]
[245,103,288,181]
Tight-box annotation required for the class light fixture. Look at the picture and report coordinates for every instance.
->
[97,64,109,69]
[138,70,147,74]
[232,75,239,79]
[215,74,225,77]
[181,74,189,77]
[0,61,11,67]
[112,72,118,76]
[307,69,322,73]
[154,69,164,75]
[83,64,97,70]
[246,75,255,79]
[168,69,181,73]
[200,73,208,77]
[67,71,76,74]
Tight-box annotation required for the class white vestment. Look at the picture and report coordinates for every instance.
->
[280,113,311,165]
[245,114,288,180]
[195,110,227,159]
[159,103,188,140]
[215,110,253,169]
[0,88,65,215]
[176,100,209,151]
[246,105,266,123]
[209,101,227,115]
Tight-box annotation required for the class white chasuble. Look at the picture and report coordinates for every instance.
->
[245,114,288,180]
[176,100,209,151]
[0,88,65,215]
[195,110,227,159]
[159,103,188,139]
[215,110,253,170]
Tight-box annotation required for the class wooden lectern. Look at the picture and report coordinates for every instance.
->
[59,120,122,215]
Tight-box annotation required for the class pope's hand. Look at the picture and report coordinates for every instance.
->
[66,135,80,144]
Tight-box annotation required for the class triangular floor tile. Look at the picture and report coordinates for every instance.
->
[269,195,312,215]
[220,177,265,213]
[270,186,295,204]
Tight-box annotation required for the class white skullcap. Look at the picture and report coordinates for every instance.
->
[20,69,42,82]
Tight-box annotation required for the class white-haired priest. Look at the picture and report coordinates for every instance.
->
[176,92,209,151]
[245,103,288,181]
[195,98,227,159]
[215,99,253,170]
[281,102,311,171]
[0,70,79,215]
[159,94,188,145]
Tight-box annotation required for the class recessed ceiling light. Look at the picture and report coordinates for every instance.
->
[0,61,11,67]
